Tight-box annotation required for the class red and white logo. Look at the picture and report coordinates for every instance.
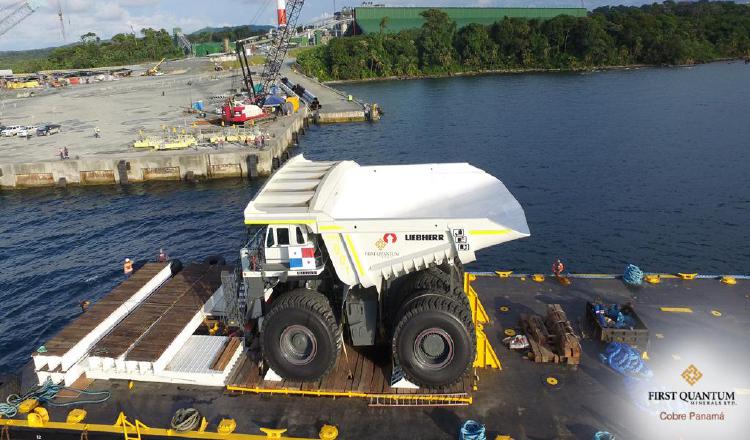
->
[383,233,397,244]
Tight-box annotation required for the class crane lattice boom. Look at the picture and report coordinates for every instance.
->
[0,0,44,39]
[259,0,304,95]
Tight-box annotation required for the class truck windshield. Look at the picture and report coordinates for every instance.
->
[277,228,290,245]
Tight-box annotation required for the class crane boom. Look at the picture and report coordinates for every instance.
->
[0,0,44,39]
[259,0,304,95]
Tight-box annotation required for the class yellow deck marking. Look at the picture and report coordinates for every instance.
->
[660,307,693,313]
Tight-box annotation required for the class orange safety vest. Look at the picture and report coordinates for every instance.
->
[123,261,133,274]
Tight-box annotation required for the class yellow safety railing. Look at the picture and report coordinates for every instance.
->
[0,410,321,440]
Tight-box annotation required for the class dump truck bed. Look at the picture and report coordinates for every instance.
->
[244,155,530,288]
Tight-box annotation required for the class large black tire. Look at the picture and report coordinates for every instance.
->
[261,289,341,381]
[169,259,183,276]
[392,294,475,388]
[203,255,226,266]
[396,267,471,323]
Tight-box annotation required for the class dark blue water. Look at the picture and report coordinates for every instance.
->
[1,62,749,373]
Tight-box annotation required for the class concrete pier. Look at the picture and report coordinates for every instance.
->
[281,60,371,123]
[1,112,306,188]
[0,56,370,190]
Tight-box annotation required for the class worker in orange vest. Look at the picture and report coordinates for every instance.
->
[123,258,133,275]
[552,258,565,277]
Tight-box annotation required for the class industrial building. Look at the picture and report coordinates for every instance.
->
[354,6,588,34]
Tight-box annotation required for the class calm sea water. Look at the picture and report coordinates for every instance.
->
[1,62,748,373]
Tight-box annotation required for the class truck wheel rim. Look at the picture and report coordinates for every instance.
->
[413,328,454,370]
[280,325,317,366]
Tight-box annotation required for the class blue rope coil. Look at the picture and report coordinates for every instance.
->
[593,432,615,440]
[623,264,644,285]
[599,342,652,379]
[460,420,486,440]
[0,377,110,418]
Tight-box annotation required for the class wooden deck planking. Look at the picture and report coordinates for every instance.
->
[210,337,241,371]
[91,264,215,359]
[124,264,226,362]
[39,263,168,356]
[350,350,364,391]
[226,345,470,397]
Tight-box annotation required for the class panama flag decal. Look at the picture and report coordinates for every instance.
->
[289,246,316,269]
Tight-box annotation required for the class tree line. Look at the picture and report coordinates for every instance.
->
[297,1,750,81]
[187,25,272,44]
[2,28,182,72]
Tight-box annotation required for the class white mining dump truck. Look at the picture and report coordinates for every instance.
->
[228,155,529,388]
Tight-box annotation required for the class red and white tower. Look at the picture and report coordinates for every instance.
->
[276,0,287,27]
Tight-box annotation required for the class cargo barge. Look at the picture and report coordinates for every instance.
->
[1,271,748,439]
[1,157,747,439]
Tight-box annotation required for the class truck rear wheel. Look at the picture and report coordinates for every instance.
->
[398,267,471,324]
[261,289,341,381]
[413,267,468,304]
[392,294,475,388]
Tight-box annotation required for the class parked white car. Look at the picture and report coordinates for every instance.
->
[17,126,37,137]
[1,125,23,136]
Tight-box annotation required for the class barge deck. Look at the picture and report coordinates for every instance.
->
[2,271,748,439]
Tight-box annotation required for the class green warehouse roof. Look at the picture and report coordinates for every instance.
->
[354,7,588,34]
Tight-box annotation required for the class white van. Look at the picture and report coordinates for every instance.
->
[1,125,23,137]
[17,126,37,137]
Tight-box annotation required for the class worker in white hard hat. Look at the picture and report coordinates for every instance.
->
[123,258,133,275]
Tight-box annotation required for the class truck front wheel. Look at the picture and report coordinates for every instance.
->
[392,294,475,388]
[261,289,341,381]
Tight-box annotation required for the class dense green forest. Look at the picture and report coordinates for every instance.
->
[188,25,272,44]
[1,28,182,72]
[0,24,274,73]
[297,1,750,81]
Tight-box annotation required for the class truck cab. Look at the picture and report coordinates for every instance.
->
[240,224,325,280]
